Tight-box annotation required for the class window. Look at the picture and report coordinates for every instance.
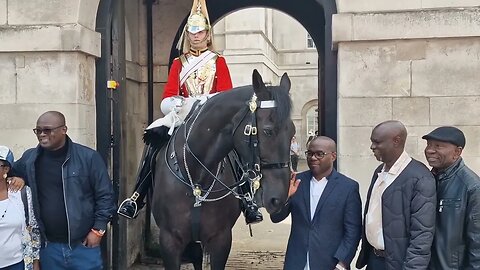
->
[306,106,318,138]
[307,33,316,49]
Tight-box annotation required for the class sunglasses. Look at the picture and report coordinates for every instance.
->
[33,125,65,135]
[305,151,333,159]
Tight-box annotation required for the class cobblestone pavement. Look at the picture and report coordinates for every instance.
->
[129,161,308,269]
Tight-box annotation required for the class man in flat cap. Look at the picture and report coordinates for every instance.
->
[423,126,480,269]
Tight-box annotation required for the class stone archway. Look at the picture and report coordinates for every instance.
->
[166,0,337,141]
[301,99,320,148]
[92,0,337,268]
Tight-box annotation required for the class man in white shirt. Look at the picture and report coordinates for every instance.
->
[356,120,436,270]
[271,136,362,270]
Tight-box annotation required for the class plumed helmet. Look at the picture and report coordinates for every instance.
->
[177,0,214,52]
[186,4,210,34]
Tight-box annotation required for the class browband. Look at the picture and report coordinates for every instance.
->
[260,100,276,108]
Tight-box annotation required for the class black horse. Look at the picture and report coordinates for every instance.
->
[151,70,295,270]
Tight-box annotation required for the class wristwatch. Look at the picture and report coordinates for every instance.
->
[91,228,106,237]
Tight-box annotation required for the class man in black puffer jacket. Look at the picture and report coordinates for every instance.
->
[356,120,436,270]
[423,126,480,270]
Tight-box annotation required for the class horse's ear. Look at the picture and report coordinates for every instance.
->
[280,72,291,92]
[252,69,265,91]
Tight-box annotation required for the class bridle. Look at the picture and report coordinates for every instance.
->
[166,93,290,207]
[232,93,290,196]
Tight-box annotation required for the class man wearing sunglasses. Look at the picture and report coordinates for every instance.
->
[271,136,362,270]
[13,111,115,270]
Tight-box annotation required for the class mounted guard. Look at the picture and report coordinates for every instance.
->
[117,0,263,225]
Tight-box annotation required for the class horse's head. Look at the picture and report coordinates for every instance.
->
[233,70,295,214]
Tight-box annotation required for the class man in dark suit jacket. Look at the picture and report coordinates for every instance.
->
[356,120,436,270]
[271,136,362,270]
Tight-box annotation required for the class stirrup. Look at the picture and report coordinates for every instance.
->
[117,196,139,219]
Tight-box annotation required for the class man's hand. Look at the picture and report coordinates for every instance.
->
[7,177,25,192]
[288,172,301,198]
[82,231,102,248]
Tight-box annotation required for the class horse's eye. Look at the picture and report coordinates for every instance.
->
[263,129,274,137]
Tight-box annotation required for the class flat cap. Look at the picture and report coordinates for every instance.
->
[422,126,466,148]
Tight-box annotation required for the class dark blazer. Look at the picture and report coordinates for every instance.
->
[271,169,362,270]
[356,159,436,270]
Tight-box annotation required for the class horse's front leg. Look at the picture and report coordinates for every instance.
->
[205,229,233,270]
[159,230,186,270]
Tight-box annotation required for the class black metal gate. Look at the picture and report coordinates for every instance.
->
[95,0,126,269]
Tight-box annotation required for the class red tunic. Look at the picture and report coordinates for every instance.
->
[162,55,233,99]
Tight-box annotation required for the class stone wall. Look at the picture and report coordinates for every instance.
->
[333,6,480,198]
[0,0,100,155]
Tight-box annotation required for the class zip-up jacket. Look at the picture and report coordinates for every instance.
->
[429,158,480,270]
[13,136,115,245]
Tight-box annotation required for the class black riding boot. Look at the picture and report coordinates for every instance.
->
[240,183,263,225]
[117,145,157,219]
[242,198,263,225]
[118,126,170,219]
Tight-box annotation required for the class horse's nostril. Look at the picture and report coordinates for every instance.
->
[271,198,282,207]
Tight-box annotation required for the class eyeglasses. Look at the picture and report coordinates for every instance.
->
[32,125,65,135]
[305,151,333,159]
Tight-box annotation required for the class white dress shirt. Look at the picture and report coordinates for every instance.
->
[304,176,328,270]
[366,151,412,250]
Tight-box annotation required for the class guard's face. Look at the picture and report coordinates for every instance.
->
[424,139,462,171]
[187,30,208,49]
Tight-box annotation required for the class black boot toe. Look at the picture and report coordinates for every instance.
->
[245,205,263,225]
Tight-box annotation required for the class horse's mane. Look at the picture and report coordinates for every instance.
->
[267,85,292,130]
[202,83,291,130]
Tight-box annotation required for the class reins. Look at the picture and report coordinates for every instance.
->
[166,92,290,207]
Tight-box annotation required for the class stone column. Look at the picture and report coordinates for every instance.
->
[0,0,101,154]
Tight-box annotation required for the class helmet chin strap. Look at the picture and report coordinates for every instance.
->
[188,34,210,55]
